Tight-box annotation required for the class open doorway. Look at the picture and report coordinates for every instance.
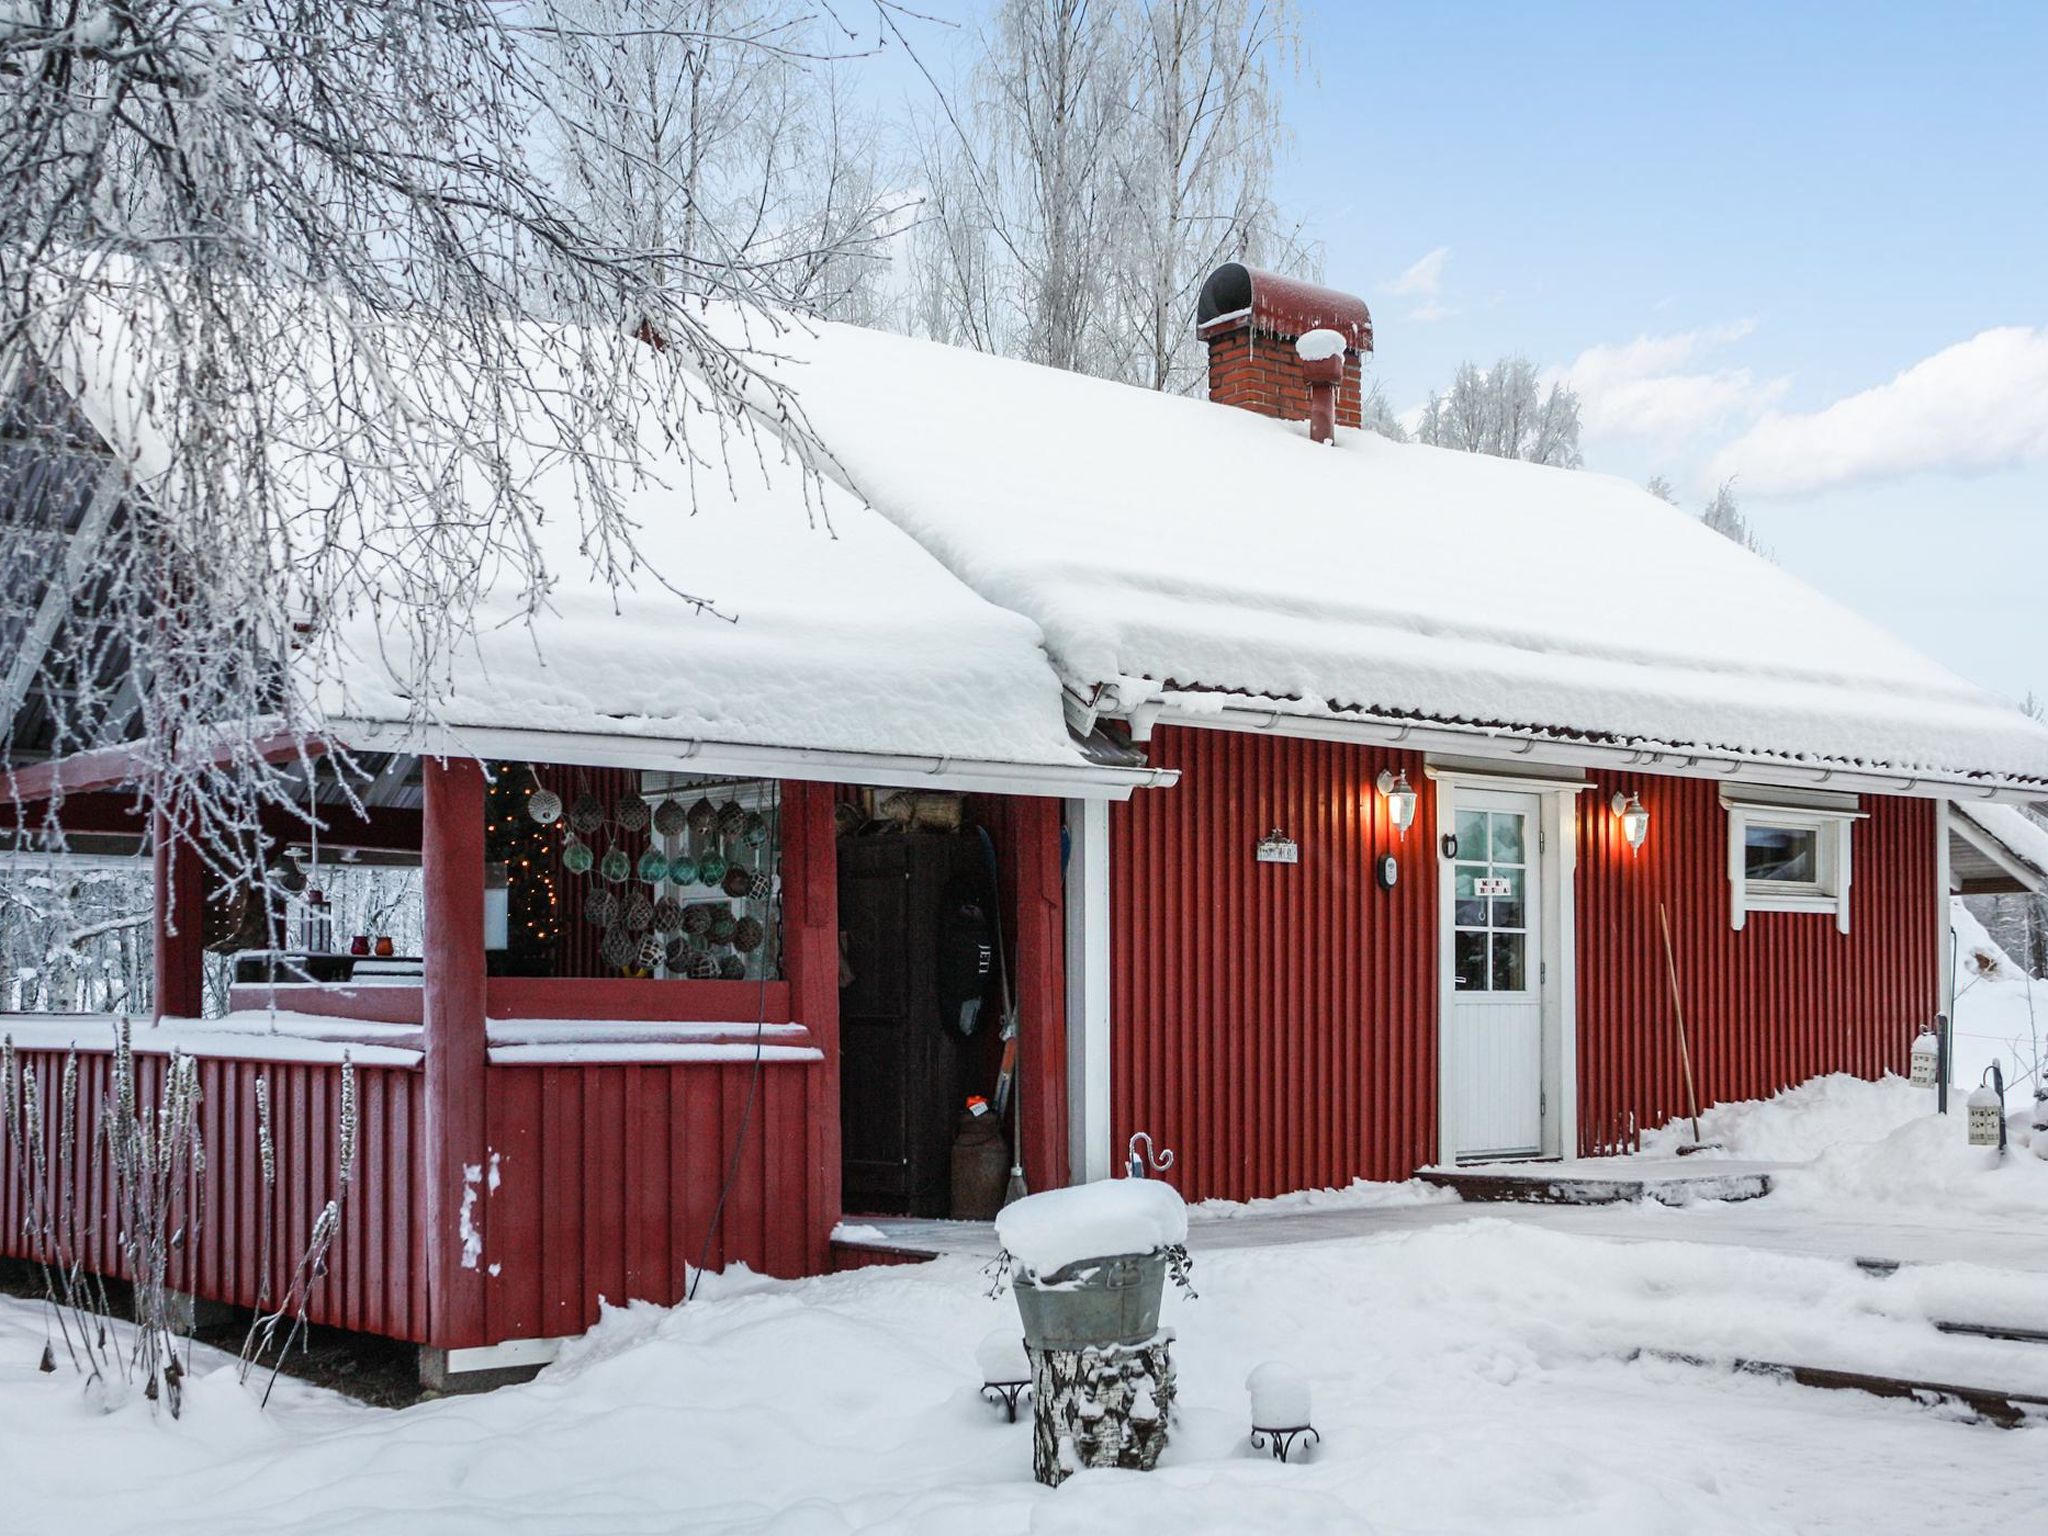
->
[836,791,1015,1219]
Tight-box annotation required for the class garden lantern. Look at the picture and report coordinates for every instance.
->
[976,1330,1032,1422]
[1968,1079,2005,1149]
[1909,1030,1940,1088]
[1247,1362,1319,1463]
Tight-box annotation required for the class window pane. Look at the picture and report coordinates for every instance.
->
[1490,932,1526,991]
[1454,931,1488,991]
[1454,866,1486,928]
[1745,823,1818,883]
[1490,867,1525,930]
[1489,812,1525,865]
[1455,809,1487,859]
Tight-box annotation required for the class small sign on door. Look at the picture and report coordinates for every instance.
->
[1474,876,1514,897]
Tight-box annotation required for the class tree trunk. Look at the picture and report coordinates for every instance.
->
[1029,1332,1174,1487]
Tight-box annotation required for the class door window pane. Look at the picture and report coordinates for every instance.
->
[1453,865,1486,927]
[1454,931,1488,991]
[1455,808,1487,859]
[1489,813,1525,864]
[1490,932,1527,991]
[1490,866,1525,929]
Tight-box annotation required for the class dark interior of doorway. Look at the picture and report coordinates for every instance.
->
[837,822,1007,1218]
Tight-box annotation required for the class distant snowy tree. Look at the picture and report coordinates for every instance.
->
[1701,477,1769,556]
[543,0,903,321]
[0,0,899,898]
[1413,357,1583,467]
[1646,474,1678,503]
[909,0,1309,389]
[1361,383,1409,443]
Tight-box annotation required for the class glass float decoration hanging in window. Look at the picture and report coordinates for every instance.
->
[697,849,728,887]
[716,800,747,838]
[653,797,688,838]
[667,850,699,886]
[721,863,754,899]
[569,793,604,834]
[615,793,651,833]
[637,847,668,884]
[528,786,562,826]
[742,811,769,848]
[584,889,618,927]
[686,797,717,836]
[624,891,654,933]
[652,896,684,933]
[601,847,631,884]
[563,836,594,875]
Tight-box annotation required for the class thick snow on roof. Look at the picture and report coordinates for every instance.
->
[1956,802,2048,884]
[753,319,2048,785]
[34,287,1091,773]
[308,393,1091,770]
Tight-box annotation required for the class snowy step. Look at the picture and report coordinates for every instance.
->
[1420,1157,1780,1206]
[1646,1348,2048,1428]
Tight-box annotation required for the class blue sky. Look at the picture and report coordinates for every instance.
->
[870,2,2047,705]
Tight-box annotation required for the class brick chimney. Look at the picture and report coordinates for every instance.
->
[1196,263,1373,431]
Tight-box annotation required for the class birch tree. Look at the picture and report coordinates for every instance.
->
[543,0,903,320]
[0,0,900,903]
[910,0,1308,388]
[1413,357,1584,467]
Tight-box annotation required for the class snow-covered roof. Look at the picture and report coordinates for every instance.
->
[743,318,2048,790]
[1952,802,2048,892]
[25,281,1118,788]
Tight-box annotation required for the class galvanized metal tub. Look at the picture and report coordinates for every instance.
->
[1012,1251,1168,1352]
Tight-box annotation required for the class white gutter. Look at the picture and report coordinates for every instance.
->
[327,719,1177,800]
[1140,701,2045,804]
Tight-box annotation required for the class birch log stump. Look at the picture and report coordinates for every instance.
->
[1029,1332,1175,1487]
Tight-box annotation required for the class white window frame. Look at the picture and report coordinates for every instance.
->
[1723,790,1865,934]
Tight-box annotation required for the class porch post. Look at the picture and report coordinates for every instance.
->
[782,779,841,1272]
[422,755,489,1352]
[151,800,206,1020]
[1063,797,1112,1182]
[1011,796,1069,1192]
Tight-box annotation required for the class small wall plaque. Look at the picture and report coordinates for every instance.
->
[1256,831,1300,865]
[1475,876,1513,897]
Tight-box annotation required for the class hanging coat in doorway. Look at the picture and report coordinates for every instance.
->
[936,870,994,1036]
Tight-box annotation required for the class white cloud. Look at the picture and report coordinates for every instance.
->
[1388,246,1449,297]
[1387,247,1453,322]
[1550,320,1784,446]
[1711,326,2048,495]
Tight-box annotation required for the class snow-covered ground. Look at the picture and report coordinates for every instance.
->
[7,924,2047,1534]
[10,1076,2048,1536]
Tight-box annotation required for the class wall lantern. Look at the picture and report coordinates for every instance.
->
[1376,769,1419,839]
[1611,791,1650,855]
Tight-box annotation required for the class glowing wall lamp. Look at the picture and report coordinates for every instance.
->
[1611,791,1650,855]
[1376,769,1418,839]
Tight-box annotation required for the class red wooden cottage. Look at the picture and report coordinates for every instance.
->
[6,262,2048,1385]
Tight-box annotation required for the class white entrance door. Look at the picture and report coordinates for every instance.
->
[1448,789,1545,1159]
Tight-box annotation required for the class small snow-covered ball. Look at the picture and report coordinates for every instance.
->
[1294,327,1347,363]
[1246,1362,1311,1428]
[977,1330,1030,1384]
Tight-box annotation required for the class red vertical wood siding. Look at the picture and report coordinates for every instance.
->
[0,1049,429,1342]
[4,776,842,1353]
[963,793,1069,1194]
[478,1057,824,1340]
[1109,728,1439,1202]
[1573,774,1937,1153]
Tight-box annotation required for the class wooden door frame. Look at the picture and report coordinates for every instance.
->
[1432,771,1581,1166]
